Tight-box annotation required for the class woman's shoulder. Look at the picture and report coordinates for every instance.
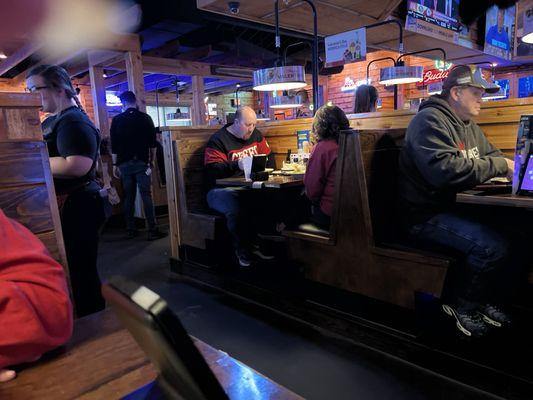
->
[315,139,338,151]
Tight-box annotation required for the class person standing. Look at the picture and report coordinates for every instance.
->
[26,64,106,317]
[354,84,379,114]
[110,91,167,240]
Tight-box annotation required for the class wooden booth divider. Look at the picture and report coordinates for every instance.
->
[0,92,68,272]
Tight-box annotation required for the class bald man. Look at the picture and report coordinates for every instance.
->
[204,106,276,267]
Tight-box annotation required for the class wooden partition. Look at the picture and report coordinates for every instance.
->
[259,97,533,158]
[0,92,68,269]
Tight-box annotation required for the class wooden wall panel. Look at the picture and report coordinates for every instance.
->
[0,141,46,186]
[3,108,42,140]
[0,185,53,234]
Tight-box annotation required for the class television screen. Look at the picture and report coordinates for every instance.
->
[405,0,470,45]
[514,0,533,60]
[484,5,516,60]
[518,76,533,98]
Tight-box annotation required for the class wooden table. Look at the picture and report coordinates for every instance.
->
[456,191,533,209]
[0,310,302,400]
[216,175,304,189]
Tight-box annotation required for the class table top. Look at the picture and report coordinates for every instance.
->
[216,175,304,189]
[0,309,302,400]
[456,191,533,209]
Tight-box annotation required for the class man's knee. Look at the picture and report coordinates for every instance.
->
[469,231,509,269]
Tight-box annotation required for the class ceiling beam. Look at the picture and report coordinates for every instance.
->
[0,42,43,76]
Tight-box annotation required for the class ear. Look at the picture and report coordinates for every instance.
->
[449,87,461,102]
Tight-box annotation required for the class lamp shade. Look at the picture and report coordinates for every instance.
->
[253,66,307,91]
[167,108,191,121]
[269,95,303,109]
[379,65,423,85]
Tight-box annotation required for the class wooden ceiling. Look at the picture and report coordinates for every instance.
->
[196,0,523,66]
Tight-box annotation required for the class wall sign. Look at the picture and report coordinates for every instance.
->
[325,28,366,67]
[416,68,450,87]
[340,77,371,92]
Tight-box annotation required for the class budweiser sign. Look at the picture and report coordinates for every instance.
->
[417,69,450,87]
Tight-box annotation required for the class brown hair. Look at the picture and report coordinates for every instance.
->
[312,105,350,142]
[354,84,378,113]
[26,64,85,113]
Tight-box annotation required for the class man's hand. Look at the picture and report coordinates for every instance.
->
[113,166,121,179]
[505,158,515,180]
[0,369,16,382]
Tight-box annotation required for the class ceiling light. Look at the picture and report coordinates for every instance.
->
[379,65,423,86]
[166,108,191,121]
[270,95,303,109]
[253,66,307,92]
[0,52,7,59]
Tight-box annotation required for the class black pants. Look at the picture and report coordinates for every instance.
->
[61,185,106,317]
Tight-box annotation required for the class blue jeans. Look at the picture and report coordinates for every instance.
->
[408,212,509,308]
[207,187,250,252]
[119,159,157,230]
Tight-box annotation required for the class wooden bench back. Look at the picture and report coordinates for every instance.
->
[354,129,406,245]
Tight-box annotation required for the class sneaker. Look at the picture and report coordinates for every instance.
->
[442,304,490,338]
[147,229,168,241]
[252,244,275,260]
[477,304,512,328]
[235,249,252,267]
[126,229,138,239]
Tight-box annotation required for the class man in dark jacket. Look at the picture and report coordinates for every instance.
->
[204,106,275,267]
[397,65,516,337]
[111,91,166,240]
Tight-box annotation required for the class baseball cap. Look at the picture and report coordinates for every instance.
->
[442,65,500,94]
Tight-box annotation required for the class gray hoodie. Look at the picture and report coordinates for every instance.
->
[397,95,508,223]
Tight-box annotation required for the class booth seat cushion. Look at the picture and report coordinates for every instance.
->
[297,223,330,236]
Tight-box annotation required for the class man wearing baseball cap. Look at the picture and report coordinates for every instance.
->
[397,65,517,338]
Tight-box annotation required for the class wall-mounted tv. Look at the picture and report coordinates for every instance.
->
[518,76,533,98]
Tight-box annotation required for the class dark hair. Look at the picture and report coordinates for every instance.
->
[354,84,379,113]
[119,90,137,104]
[312,105,350,142]
[26,64,85,112]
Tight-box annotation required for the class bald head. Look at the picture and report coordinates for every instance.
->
[230,106,257,140]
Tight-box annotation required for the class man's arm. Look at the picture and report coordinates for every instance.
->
[408,114,509,190]
[0,210,73,372]
[110,117,121,178]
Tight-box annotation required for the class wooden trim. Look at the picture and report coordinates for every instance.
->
[0,43,43,76]
[88,65,110,136]
[0,92,42,107]
[125,51,146,112]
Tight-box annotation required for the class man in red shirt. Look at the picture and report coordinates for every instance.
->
[204,106,275,267]
[0,209,73,382]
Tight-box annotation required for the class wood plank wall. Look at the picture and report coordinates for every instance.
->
[259,97,533,159]
[0,92,68,269]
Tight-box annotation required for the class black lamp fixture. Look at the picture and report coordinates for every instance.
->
[154,76,190,127]
[234,83,241,108]
[253,0,319,115]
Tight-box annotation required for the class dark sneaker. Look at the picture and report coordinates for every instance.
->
[442,304,490,338]
[235,250,252,267]
[252,243,275,260]
[147,229,168,241]
[478,304,512,328]
[126,229,138,239]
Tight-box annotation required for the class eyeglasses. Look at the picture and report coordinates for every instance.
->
[26,85,50,93]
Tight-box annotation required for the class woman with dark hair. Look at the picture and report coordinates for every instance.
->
[26,64,105,317]
[304,105,350,229]
[354,84,379,113]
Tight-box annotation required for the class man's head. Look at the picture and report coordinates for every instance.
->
[497,8,505,30]
[441,65,500,121]
[26,64,77,114]
[230,106,257,140]
[119,91,137,110]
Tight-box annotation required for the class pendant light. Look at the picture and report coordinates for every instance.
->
[522,6,533,43]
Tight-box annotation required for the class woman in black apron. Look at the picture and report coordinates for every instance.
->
[26,65,105,317]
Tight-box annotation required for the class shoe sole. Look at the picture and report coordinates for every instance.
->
[442,304,473,337]
[478,312,502,328]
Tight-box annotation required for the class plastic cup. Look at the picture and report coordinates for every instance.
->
[242,156,253,181]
